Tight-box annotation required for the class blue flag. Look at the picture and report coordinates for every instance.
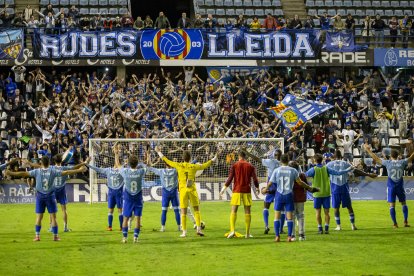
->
[325,31,355,52]
[269,94,333,132]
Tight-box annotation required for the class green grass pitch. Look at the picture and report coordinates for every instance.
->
[0,201,413,275]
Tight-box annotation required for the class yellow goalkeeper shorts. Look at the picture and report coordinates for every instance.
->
[179,187,200,209]
[230,193,252,206]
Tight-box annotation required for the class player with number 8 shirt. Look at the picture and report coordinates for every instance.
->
[364,145,414,228]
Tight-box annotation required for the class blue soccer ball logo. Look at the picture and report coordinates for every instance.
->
[159,32,186,57]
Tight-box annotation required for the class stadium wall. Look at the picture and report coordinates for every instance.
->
[1,177,414,204]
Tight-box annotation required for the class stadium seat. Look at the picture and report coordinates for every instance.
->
[274,9,283,15]
[224,0,233,6]
[327,9,336,16]
[79,8,88,14]
[365,9,375,16]
[272,0,281,6]
[313,18,320,26]
[252,0,261,6]
[99,0,108,5]
[315,0,324,7]
[196,0,204,5]
[382,1,390,7]
[53,8,59,14]
[389,138,400,146]
[235,8,244,15]
[245,8,254,16]
[318,9,327,15]
[306,0,315,7]
[109,7,118,15]
[343,0,352,6]
[306,148,315,157]
[337,9,346,15]
[206,8,215,15]
[243,0,252,6]
[217,17,226,25]
[215,0,224,6]
[205,0,214,5]
[353,148,360,157]
[40,0,49,5]
[89,8,98,14]
[60,0,69,5]
[347,9,355,16]
[226,9,235,15]
[390,0,399,7]
[353,0,362,7]
[264,8,273,15]
[79,0,88,6]
[89,0,98,5]
[234,0,243,6]
[118,0,127,5]
[198,8,206,14]
[394,10,403,16]
[399,1,409,7]
[385,10,394,17]
[376,9,384,16]
[216,9,225,16]
[362,0,372,7]
[372,0,380,6]
[355,9,364,17]
[255,9,264,16]
[262,0,271,6]
[334,0,343,7]
[325,0,334,7]
[308,9,317,16]
[5,0,13,4]
[70,0,79,5]
[63,7,69,14]
[99,8,108,15]
[119,7,128,14]
[50,0,59,5]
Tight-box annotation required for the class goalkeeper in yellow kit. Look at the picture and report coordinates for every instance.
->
[155,146,217,237]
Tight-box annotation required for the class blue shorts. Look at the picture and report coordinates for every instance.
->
[161,188,179,208]
[122,191,143,218]
[54,187,68,205]
[332,193,352,209]
[274,192,294,212]
[35,192,58,214]
[108,188,123,209]
[387,185,406,203]
[314,196,331,209]
[264,192,275,204]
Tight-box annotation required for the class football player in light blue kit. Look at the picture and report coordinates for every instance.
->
[243,148,282,234]
[325,150,357,231]
[5,156,85,241]
[146,161,180,232]
[119,155,147,243]
[263,154,318,242]
[88,157,125,231]
[364,145,414,228]
[25,154,88,232]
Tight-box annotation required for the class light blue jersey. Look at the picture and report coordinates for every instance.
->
[382,159,408,187]
[88,164,124,190]
[269,166,299,195]
[119,167,147,196]
[29,167,61,194]
[51,165,73,190]
[326,160,351,193]
[147,167,178,191]
[262,159,281,180]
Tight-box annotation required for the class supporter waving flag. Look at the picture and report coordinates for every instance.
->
[269,94,333,132]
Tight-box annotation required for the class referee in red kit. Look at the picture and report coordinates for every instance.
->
[219,150,259,238]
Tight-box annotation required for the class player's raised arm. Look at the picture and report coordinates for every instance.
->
[295,177,319,193]
[5,170,31,178]
[61,166,87,177]
[156,146,179,168]
[407,151,414,163]
[363,144,383,165]
[113,143,122,169]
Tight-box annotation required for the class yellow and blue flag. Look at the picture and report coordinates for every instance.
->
[269,94,333,132]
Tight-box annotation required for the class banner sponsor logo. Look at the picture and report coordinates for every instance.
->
[374,48,414,67]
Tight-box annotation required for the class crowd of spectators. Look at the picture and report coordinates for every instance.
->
[0,3,412,47]
[1,65,414,176]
